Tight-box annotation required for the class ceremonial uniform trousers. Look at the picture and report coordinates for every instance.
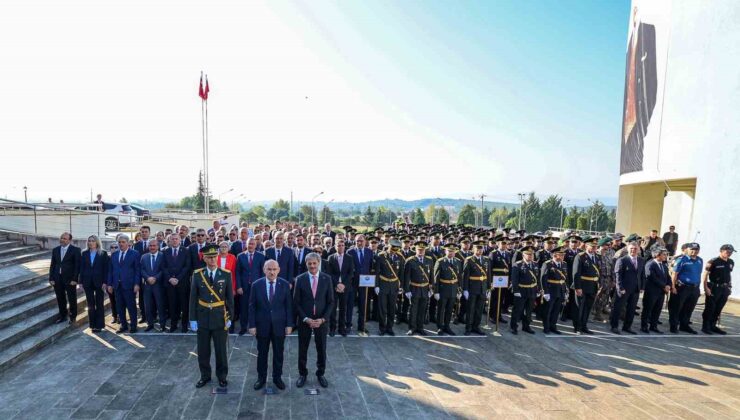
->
[434,258,461,331]
[404,256,434,332]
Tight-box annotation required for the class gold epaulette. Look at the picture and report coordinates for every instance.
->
[194,268,204,273]
[219,268,231,274]
[405,256,415,263]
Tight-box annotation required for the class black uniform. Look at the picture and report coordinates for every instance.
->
[510,260,539,332]
[403,255,434,332]
[539,260,568,333]
[373,251,404,334]
[702,257,733,332]
[561,247,579,322]
[433,257,461,332]
[572,252,601,333]
[462,255,491,333]
[189,267,234,383]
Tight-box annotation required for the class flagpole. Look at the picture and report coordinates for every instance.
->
[204,93,210,215]
[200,80,208,215]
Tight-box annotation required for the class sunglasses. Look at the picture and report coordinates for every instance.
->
[110,246,119,249]
[197,234,205,237]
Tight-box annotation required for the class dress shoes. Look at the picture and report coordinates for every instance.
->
[640,327,650,334]
[679,326,698,334]
[116,327,129,334]
[622,328,637,335]
[670,326,678,333]
[436,329,445,336]
[649,327,663,334]
[510,329,518,335]
[464,331,472,336]
[238,329,247,336]
[379,331,386,336]
[340,331,348,337]
[711,327,727,335]
[329,330,336,337]
[296,375,307,388]
[317,375,329,388]
[386,329,395,336]
[522,327,535,334]
[145,326,155,332]
[444,328,456,336]
[55,317,67,324]
[406,330,416,336]
[195,378,211,388]
[701,327,712,334]
[273,378,286,390]
[550,329,562,335]
[473,328,486,335]
[253,379,266,390]
[130,327,138,333]
[610,328,621,334]
[581,328,594,335]
[218,379,228,388]
[417,329,428,336]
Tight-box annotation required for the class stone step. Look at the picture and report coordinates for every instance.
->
[0,240,23,251]
[0,281,52,312]
[0,293,85,350]
[0,273,48,297]
[0,250,50,268]
[0,288,83,330]
[0,245,40,259]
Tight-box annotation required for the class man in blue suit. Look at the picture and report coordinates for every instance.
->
[641,246,671,333]
[347,234,373,335]
[264,232,296,286]
[189,228,208,271]
[248,259,293,391]
[133,225,152,323]
[229,227,250,257]
[141,239,166,332]
[610,243,646,334]
[163,234,192,333]
[106,234,141,333]
[236,238,265,335]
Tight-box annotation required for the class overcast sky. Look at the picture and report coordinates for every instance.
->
[0,1,629,205]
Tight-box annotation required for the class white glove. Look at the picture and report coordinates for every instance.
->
[456,291,462,299]
[544,294,551,302]
[486,291,491,299]
[514,292,522,298]
[374,287,380,295]
[463,290,469,300]
[405,292,412,299]
[428,289,433,298]
[434,293,440,301]
[226,320,232,328]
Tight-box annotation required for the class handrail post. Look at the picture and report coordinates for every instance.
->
[33,204,38,234]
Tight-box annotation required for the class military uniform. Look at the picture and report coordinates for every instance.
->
[454,246,473,323]
[572,249,601,333]
[396,244,414,323]
[462,248,491,334]
[403,248,434,334]
[373,245,404,335]
[510,249,539,334]
[488,248,511,322]
[561,244,580,322]
[539,253,568,334]
[189,263,234,385]
[433,254,461,334]
[592,245,615,321]
[425,244,444,324]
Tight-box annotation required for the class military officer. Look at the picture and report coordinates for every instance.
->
[189,244,234,389]
[434,243,461,335]
[539,246,568,334]
[396,235,414,324]
[488,235,511,323]
[454,237,473,324]
[426,234,444,324]
[462,240,491,335]
[510,246,539,334]
[403,241,435,335]
[572,237,601,334]
[592,237,615,322]
[561,235,581,323]
[373,238,404,336]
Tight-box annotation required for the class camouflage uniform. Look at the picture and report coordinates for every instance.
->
[592,248,615,321]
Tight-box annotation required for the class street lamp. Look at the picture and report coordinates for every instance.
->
[517,193,525,230]
[323,199,335,224]
[311,191,324,225]
[218,188,234,202]
[587,198,594,232]
[23,186,27,203]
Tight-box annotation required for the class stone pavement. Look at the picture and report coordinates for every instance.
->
[0,301,739,420]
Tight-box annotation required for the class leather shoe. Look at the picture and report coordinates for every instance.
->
[406,330,415,336]
[253,379,266,390]
[145,326,154,332]
[670,326,678,334]
[622,328,637,335]
[273,378,286,390]
[610,328,621,334]
[317,375,328,388]
[218,379,228,388]
[680,326,698,334]
[464,331,471,336]
[130,327,138,333]
[239,329,247,336]
[649,327,663,334]
[378,331,386,336]
[296,375,307,388]
[340,331,347,337]
[522,327,535,334]
[436,329,445,336]
[551,329,562,335]
[510,328,518,335]
[444,328,456,336]
[473,328,485,335]
[711,327,727,335]
[417,329,428,336]
[581,328,594,335]
[55,317,67,324]
[701,328,712,334]
[196,378,211,388]
[386,329,395,336]
[329,330,336,337]
[640,327,650,334]
[116,327,129,334]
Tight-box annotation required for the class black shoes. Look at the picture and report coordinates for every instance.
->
[145,326,154,332]
[510,329,518,335]
[253,379,266,390]
[116,327,129,334]
[437,329,445,336]
[550,329,562,335]
[701,328,712,334]
[472,328,485,335]
[239,329,247,336]
[317,375,328,388]
[218,379,228,388]
[329,330,336,337]
[611,328,621,334]
[130,327,138,333]
[386,329,395,336]
[711,327,727,335]
[670,326,678,334]
[444,328,456,336]
[679,326,698,334]
[649,327,663,334]
[581,328,594,335]
[464,331,472,336]
[522,327,535,335]
[406,330,416,336]
[622,328,637,335]
[417,329,428,336]
[296,375,307,388]
[196,378,211,388]
[55,317,67,324]
[640,327,650,334]
[273,378,286,390]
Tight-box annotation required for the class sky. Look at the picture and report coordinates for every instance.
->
[0,0,630,206]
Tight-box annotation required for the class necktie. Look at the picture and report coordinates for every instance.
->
[151,254,155,270]
[632,257,637,268]
[358,249,363,266]
[120,251,125,264]
[60,247,67,261]
[311,275,318,315]
[277,249,281,259]
[419,257,423,264]
[209,271,214,283]
[248,253,253,267]
[269,281,274,302]
[173,248,178,258]
[242,241,246,251]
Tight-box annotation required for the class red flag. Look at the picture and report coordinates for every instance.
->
[198,73,205,100]
[204,75,210,100]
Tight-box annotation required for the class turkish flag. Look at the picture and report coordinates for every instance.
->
[198,74,205,100]
[204,76,210,100]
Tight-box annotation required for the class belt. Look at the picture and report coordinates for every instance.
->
[519,284,536,288]
[379,275,398,282]
[468,276,486,281]
[491,268,508,273]
[439,279,457,284]
[547,280,565,284]
[410,282,429,287]
[708,282,729,288]
[677,281,697,287]
[198,299,224,309]
[580,276,598,282]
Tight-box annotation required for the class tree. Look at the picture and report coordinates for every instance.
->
[412,208,425,225]
[437,207,450,225]
[424,205,436,224]
[362,206,375,226]
[539,195,564,231]
[299,205,313,223]
[563,207,580,229]
[318,205,335,225]
[266,199,290,221]
[481,207,491,227]
[489,207,509,228]
[457,204,476,225]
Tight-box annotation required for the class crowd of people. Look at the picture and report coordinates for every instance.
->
[48,220,734,389]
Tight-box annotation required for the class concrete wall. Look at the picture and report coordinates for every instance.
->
[0,211,108,239]
[615,182,665,236]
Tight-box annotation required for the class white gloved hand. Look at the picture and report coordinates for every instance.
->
[405,292,412,299]
[514,292,522,298]
[226,320,232,329]
[374,287,380,295]
[434,293,440,301]
[486,291,491,299]
[428,289,433,298]
[544,294,551,302]
[463,290,469,300]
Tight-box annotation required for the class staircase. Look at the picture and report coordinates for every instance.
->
[0,233,98,374]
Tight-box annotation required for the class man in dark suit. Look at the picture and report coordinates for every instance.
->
[230,227,250,257]
[293,252,334,388]
[106,234,141,333]
[641,246,670,333]
[322,223,336,241]
[235,238,265,335]
[79,236,109,332]
[327,238,355,337]
[141,239,166,331]
[133,225,152,323]
[662,226,678,256]
[189,228,208,271]
[264,232,296,286]
[49,232,81,324]
[294,233,310,275]
[347,234,373,334]
[179,225,192,248]
[248,260,294,391]
[163,234,191,333]
[610,243,646,334]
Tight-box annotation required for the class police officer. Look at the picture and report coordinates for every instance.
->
[539,246,568,334]
[434,243,461,335]
[404,241,434,335]
[510,246,539,335]
[572,237,600,334]
[373,238,404,336]
[701,244,734,335]
[462,241,491,335]
[669,243,703,334]
[189,244,234,389]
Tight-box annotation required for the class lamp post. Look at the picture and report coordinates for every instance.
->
[323,199,334,224]
[23,186,27,203]
[587,198,594,232]
[517,193,525,230]
[311,191,324,225]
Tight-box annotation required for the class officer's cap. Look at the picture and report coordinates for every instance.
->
[367,236,380,243]
[520,245,536,254]
[597,237,613,247]
[552,246,566,254]
[460,237,471,243]
[400,235,413,242]
[567,235,583,242]
[584,237,599,246]
[626,233,642,242]
[443,243,458,251]
[201,244,219,257]
[472,240,486,248]
[414,241,428,249]
[720,244,735,252]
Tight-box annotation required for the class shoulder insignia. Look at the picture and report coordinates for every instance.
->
[220,268,231,274]
[405,256,415,263]
[194,268,204,273]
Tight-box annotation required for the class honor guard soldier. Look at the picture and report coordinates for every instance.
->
[189,244,234,389]
[561,235,582,323]
[403,241,435,335]
[488,235,511,323]
[510,246,539,334]
[396,235,414,324]
[426,234,444,324]
[572,237,601,334]
[373,238,405,336]
[462,240,491,335]
[434,243,462,335]
[454,237,473,324]
[539,246,568,334]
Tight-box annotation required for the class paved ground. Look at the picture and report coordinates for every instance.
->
[1,300,739,420]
